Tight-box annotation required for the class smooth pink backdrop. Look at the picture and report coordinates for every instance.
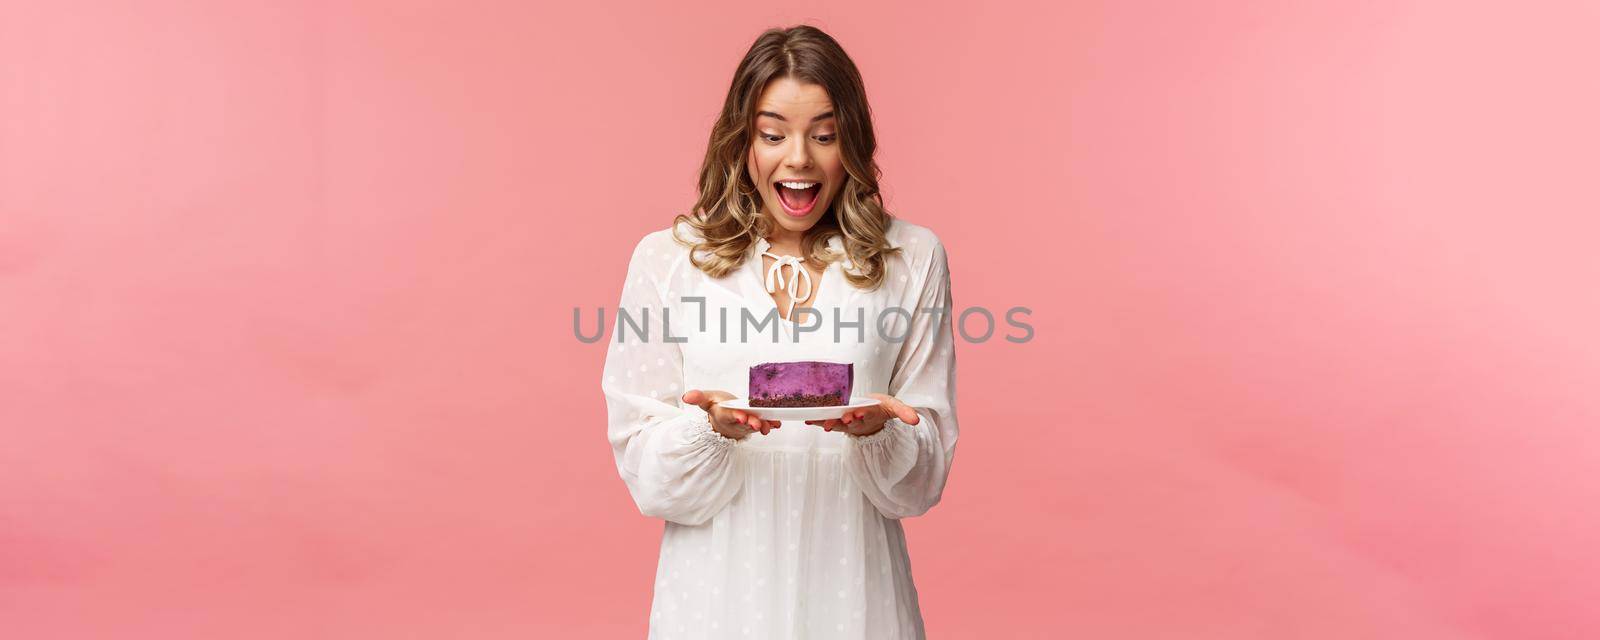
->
[4,1,1598,638]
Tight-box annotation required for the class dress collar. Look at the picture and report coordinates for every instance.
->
[751,234,857,271]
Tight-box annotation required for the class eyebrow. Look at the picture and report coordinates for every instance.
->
[757,110,835,123]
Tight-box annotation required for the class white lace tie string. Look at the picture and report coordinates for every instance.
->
[761,251,813,323]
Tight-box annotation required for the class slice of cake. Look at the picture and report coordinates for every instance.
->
[748,361,853,407]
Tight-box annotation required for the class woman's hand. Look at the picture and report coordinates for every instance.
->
[681,389,779,439]
[805,393,920,437]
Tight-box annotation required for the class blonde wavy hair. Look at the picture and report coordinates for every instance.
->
[673,25,900,290]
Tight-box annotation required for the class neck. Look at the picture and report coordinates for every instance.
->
[764,226,806,254]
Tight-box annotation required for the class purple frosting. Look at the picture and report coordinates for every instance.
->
[748,361,854,407]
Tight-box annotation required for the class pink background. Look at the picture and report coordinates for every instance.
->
[4,1,1598,638]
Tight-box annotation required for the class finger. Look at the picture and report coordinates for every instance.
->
[682,389,705,408]
[870,394,919,425]
[893,401,920,424]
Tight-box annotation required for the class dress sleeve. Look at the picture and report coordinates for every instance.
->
[601,235,745,526]
[842,239,960,519]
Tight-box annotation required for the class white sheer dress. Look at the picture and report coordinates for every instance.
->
[601,218,959,639]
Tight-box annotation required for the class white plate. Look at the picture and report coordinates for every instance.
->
[717,397,880,422]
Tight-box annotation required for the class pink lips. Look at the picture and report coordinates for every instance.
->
[775,184,819,218]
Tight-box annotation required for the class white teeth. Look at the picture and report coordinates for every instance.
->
[778,181,819,190]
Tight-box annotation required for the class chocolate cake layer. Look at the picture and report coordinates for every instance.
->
[749,393,846,408]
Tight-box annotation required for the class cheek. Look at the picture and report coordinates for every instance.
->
[824,156,845,183]
[748,150,772,178]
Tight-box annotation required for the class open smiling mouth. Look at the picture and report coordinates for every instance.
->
[774,181,820,217]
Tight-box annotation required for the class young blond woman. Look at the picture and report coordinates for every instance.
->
[601,25,959,639]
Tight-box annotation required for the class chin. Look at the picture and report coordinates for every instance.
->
[771,212,820,233]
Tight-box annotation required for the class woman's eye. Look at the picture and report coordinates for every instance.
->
[760,133,836,144]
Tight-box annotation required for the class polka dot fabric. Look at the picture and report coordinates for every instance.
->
[602,219,959,639]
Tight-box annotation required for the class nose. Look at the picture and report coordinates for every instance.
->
[784,136,813,169]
